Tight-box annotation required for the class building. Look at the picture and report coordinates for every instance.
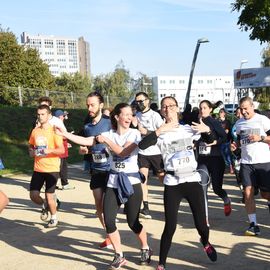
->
[152,75,238,111]
[21,32,91,77]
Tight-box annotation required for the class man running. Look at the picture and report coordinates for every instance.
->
[233,96,270,236]
[135,92,164,219]
[29,104,64,228]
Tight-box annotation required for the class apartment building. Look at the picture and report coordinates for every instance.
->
[152,75,237,110]
[21,32,91,77]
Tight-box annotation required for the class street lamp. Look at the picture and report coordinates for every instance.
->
[233,59,248,113]
[184,38,209,109]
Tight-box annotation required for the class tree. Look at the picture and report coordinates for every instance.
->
[92,61,132,107]
[231,1,270,43]
[0,26,54,105]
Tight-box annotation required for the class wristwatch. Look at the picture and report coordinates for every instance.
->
[259,135,266,142]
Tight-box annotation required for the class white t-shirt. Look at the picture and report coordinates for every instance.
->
[235,113,270,164]
[137,109,164,156]
[157,125,201,186]
[102,128,141,188]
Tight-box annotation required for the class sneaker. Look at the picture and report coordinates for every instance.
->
[245,222,260,236]
[61,184,75,190]
[224,201,232,216]
[110,253,127,269]
[156,265,165,270]
[40,207,49,221]
[99,238,113,249]
[140,248,153,265]
[203,242,217,262]
[139,208,152,219]
[46,219,58,228]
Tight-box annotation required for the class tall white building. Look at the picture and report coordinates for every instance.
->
[152,75,238,110]
[21,32,91,77]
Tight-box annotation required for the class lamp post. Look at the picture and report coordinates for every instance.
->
[184,38,209,109]
[233,59,248,114]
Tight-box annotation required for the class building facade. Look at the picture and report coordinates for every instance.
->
[152,75,238,110]
[21,32,91,77]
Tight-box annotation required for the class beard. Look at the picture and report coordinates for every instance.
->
[89,109,101,119]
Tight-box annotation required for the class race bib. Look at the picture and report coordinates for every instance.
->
[92,153,107,163]
[240,136,250,146]
[35,145,46,156]
[171,150,196,176]
[199,144,211,155]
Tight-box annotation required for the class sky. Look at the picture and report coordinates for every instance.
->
[1,0,267,78]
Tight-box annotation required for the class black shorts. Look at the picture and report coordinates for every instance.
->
[30,171,59,193]
[240,163,270,192]
[90,170,109,190]
[138,154,164,173]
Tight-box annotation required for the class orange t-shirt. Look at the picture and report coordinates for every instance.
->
[29,126,63,172]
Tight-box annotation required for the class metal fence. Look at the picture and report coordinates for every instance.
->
[0,87,129,109]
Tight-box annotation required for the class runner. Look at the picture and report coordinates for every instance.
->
[139,96,217,270]
[192,100,231,223]
[28,104,64,228]
[56,103,153,269]
[135,92,164,219]
[79,91,112,249]
[232,96,270,236]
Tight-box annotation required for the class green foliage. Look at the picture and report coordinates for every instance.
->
[54,72,91,93]
[251,89,270,109]
[0,27,54,105]
[231,0,270,43]
[0,106,88,176]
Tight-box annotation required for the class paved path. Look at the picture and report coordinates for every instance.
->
[0,164,269,270]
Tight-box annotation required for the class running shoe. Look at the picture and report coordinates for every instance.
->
[139,208,152,219]
[46,219,58,228]
[156,265,165,270]
[61,184,75,190]
[245,222,260,236]
[40,207,49,221]
[203,242,217,262]
[99,238,113,249]
[224,201,232,216]
[110,253,127,269]
[140,248,153,265]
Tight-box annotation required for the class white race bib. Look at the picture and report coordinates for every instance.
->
[199,144,211,155]
[92,153,107,163]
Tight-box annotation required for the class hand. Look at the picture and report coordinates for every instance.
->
[157,122,179,135]
[28,148,35,158]
[205,140,217,146]
[95,134,106,144]
[137,122,148,135]
[79,146,88,155]
[230,141,237,151]
[248,134,261,142]
[191,119,210,134]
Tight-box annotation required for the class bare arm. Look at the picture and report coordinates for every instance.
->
[55,128,95,147]
[96,134,137,158]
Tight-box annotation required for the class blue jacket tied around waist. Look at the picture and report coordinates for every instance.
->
[110,171,142,204]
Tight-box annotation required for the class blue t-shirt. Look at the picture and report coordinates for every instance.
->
[84,115,112,171]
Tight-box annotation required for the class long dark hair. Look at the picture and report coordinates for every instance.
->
[110,103,131,130]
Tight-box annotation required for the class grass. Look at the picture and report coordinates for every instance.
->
[0,106,88,176]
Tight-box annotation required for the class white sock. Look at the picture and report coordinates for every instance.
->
[248,213,257,225]
[51,214,57,220]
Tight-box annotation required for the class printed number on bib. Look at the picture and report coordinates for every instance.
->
[199,145,211,155]
[114,162,125,169]
[240,137,250,145]
[92,153,107,163]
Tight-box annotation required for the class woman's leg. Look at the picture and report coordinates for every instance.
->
[185,182,209,245]
[103,188,122,253]
[159,184,182,267]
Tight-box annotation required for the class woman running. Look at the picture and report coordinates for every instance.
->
[139,96,217,270]
[192,100,231,222]
[56,103,152,269]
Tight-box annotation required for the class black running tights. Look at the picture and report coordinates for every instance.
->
[159,182,209,266]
